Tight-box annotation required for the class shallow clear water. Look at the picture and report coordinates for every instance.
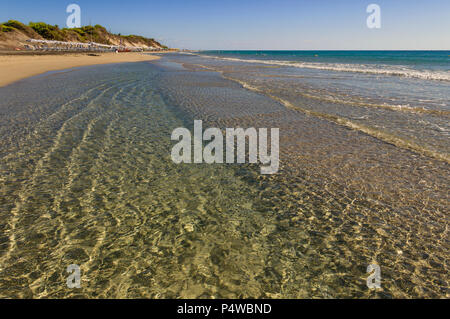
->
[0,57,448,298]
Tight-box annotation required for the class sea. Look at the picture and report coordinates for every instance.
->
[0,51,448,298]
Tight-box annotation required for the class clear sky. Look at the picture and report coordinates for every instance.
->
[1,0,449,50]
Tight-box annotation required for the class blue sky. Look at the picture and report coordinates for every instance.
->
[1,0,449,50]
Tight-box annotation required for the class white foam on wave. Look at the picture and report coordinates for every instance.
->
[197,54,450,82]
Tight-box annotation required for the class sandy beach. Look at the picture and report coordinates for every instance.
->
[0,52,160,87]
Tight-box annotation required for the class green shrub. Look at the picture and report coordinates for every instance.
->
[69,28,86,37]
[29,22,66,40]
[29,22,54,38]
[64,25,106,42]
[94,24,106,32]
[1,24,15,32]
[3,20,38,37]
[3,20,25,30]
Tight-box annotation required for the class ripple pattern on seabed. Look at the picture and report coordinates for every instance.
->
[0,59,448,298]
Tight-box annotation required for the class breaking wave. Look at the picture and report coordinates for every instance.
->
[196,54,450,82]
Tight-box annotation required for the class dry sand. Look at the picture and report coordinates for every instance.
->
[0,52,160,87]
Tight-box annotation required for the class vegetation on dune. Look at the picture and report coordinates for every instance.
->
[27,22,92,42]
[28,22,64,40]
[0,19,165,48]
[65,25,105,43]
[123,34,155,45]
[0,24,14,32]
[68,25,119,44]
[2,20,39,37]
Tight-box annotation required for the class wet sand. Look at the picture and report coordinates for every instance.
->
[0,52,160,87]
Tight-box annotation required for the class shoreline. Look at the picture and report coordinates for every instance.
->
[0,52,163,87]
